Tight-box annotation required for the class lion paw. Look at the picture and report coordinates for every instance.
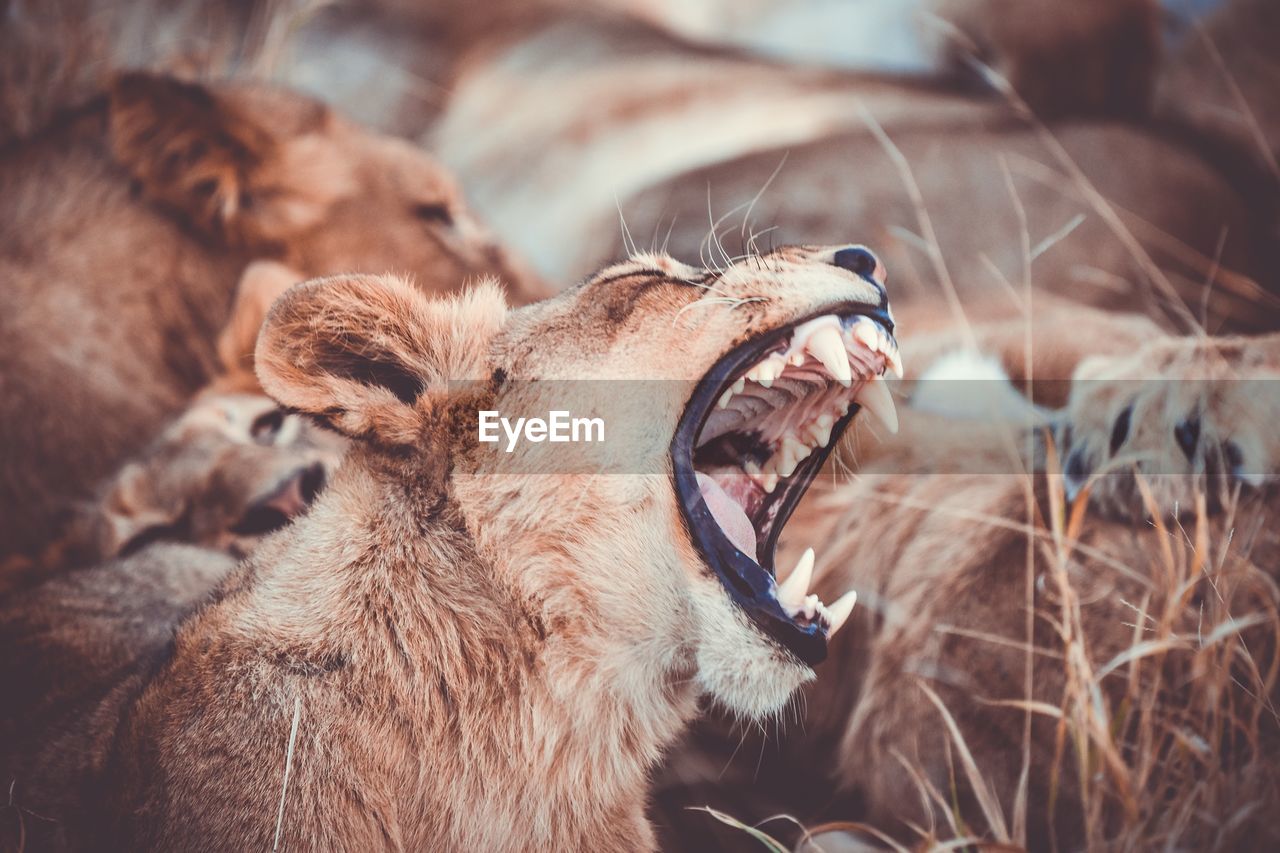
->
[1058,336,1280,519]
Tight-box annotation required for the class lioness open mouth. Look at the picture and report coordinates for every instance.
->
[673,308,901,665]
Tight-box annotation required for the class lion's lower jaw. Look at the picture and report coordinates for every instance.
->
[690,584,815,718]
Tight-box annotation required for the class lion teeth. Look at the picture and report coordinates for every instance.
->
[848,317,905,379]
[886,347,904,379]
[758,356,783,388]
[745,355,784,388]
[851,319,878,352]
[807,414,835,448]
[855,375,898,434]
[777,547,814,614]
[717,388,734,409]
[825,589,857,635]
[806,325,852,387]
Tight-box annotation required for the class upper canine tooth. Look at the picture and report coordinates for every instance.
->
[806,326,852,387]
[761,471,779,493]
[855,375,899,434]
[776,547,814,615]
[825,589,858,636]
[733,377,746,394]
[886,347,904,379]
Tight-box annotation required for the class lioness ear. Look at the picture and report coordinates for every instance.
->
[109,71,271,239]
[213,260,306,392]
[256,275,508,445]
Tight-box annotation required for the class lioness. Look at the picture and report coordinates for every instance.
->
[0,69,545,558]
[2,245,900,850]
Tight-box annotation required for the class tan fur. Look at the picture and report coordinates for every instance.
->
[1,246,886,851]
[0,70,545,559]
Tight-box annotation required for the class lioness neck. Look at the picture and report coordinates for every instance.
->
[123,454,694,850]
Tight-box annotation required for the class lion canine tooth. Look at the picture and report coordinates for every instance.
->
[825,589,858,635]
[886,347,904,379]
[777,547,814,614]
[733,377,746,394]
[761,472,779,493]
[806,325,852,387]
[717,388,734,409]
[855,375,898,434]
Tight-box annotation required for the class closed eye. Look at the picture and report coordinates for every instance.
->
[413,203,453,226]
[251,408,286,444]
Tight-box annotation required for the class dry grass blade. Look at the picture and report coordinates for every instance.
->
[800,820,912,853]
[916,680,1011,842]
[690,806,792,853]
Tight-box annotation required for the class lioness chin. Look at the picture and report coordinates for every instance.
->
[4,245,899,851]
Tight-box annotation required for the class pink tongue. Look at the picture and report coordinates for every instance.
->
[696,472,757,557]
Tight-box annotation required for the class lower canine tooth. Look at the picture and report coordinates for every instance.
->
[855,375,899,434]
[887,348,904,379]
[825,589,858,635]
[777,547,814,614]
[761,472,779,493]
[717,389,734,409]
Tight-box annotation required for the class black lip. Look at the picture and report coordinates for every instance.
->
[671,303,894,666]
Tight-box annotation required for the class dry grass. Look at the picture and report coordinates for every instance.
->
[706,475,1280,852]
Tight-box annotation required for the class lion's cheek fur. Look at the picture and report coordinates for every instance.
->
[688,576,815,718]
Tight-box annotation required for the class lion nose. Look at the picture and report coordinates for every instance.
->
[831,246,884,282]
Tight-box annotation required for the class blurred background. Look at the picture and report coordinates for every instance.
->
[5,0,1277,333]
